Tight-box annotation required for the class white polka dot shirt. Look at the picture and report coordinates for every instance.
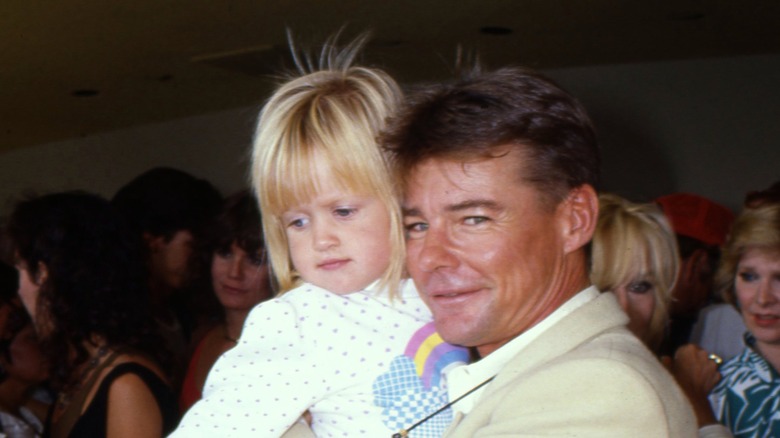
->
[170,280,468,437]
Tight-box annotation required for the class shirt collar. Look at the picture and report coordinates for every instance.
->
[446,286,601,415]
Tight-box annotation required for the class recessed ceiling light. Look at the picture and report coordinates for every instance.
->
[668,11,706,21]
[72,89,99,97]
[480,26,512,36]
[370,39,404,48]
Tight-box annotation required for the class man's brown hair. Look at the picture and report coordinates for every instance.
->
[384,66,600,206]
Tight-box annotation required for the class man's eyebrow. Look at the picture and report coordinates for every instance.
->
[402,200,502,217]
[446,199,502,212]
[402,207,421,217]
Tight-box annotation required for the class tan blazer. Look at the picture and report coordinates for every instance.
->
[443,292,697,437]
[280,420,316,438]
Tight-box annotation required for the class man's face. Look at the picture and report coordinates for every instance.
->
[147,229,194,291]
[403,149,583,357]
[15,262,41,325]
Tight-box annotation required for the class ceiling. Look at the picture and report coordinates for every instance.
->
[2,0,780,154]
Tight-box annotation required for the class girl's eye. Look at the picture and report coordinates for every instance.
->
[627,281,652,294]
[334,207,357,218]
[738,271,759,282]
[249,251,266,266]
[215,248,232,259]
[288,217,309,228]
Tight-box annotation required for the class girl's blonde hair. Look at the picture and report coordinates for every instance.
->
[591,193,680,351]
[250,34,404,296]
[715,203,780,306]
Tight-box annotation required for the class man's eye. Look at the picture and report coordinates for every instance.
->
[627,281,652,294]
[463,216,488,225]
[404,222,428,238]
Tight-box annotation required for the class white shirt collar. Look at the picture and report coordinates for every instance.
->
[445,286,600,415]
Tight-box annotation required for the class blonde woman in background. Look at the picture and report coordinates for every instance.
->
[591,193,730,436]
[591,193,679,352]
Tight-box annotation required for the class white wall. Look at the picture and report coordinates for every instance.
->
[1,54,778,216]
[0,105,262,215]
[547,54,780,212]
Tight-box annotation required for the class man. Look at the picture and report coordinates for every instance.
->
[655,193,739,357]
[384,67,697,436]
[112,167,223,295]
[112,166,222,388]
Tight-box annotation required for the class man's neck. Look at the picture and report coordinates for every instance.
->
[476,280,591,358]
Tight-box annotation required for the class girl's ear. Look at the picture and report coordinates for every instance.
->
[560,185,599,255]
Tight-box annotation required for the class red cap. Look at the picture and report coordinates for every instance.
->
[655,193,735,247]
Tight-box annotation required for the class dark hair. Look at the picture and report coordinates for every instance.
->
[384,66,600,206]
[0,301,33,363]
[0,262,17,304]
[184,190,268,325]
[207,190,265,260]
[111,167,223,241]
[6,191,161,387]
[745,180,780,209]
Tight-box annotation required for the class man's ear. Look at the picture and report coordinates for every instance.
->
[143,232,165,253]
[35,262,48,286]
[560,185,599,254]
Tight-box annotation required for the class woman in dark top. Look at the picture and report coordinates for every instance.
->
[178,190,273,413]
[6,191,178,437]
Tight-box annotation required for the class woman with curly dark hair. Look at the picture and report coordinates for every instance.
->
[6,191,178,438]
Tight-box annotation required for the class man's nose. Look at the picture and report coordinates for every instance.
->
[414,228,459,272]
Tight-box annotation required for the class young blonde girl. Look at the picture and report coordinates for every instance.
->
[172,35,468,438]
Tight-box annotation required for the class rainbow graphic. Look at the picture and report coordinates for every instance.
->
[404,322,470,389]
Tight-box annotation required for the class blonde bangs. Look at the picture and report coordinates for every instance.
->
[260,98,395,215]
[250,55,405,296]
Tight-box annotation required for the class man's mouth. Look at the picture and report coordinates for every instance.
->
[428,287,482,303]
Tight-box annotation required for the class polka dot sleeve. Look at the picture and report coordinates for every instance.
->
[170,298,326,437]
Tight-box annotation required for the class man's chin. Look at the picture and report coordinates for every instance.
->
[434,317,480,348]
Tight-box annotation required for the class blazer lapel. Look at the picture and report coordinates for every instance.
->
[481,292,628,398]
[443,411,464,437]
